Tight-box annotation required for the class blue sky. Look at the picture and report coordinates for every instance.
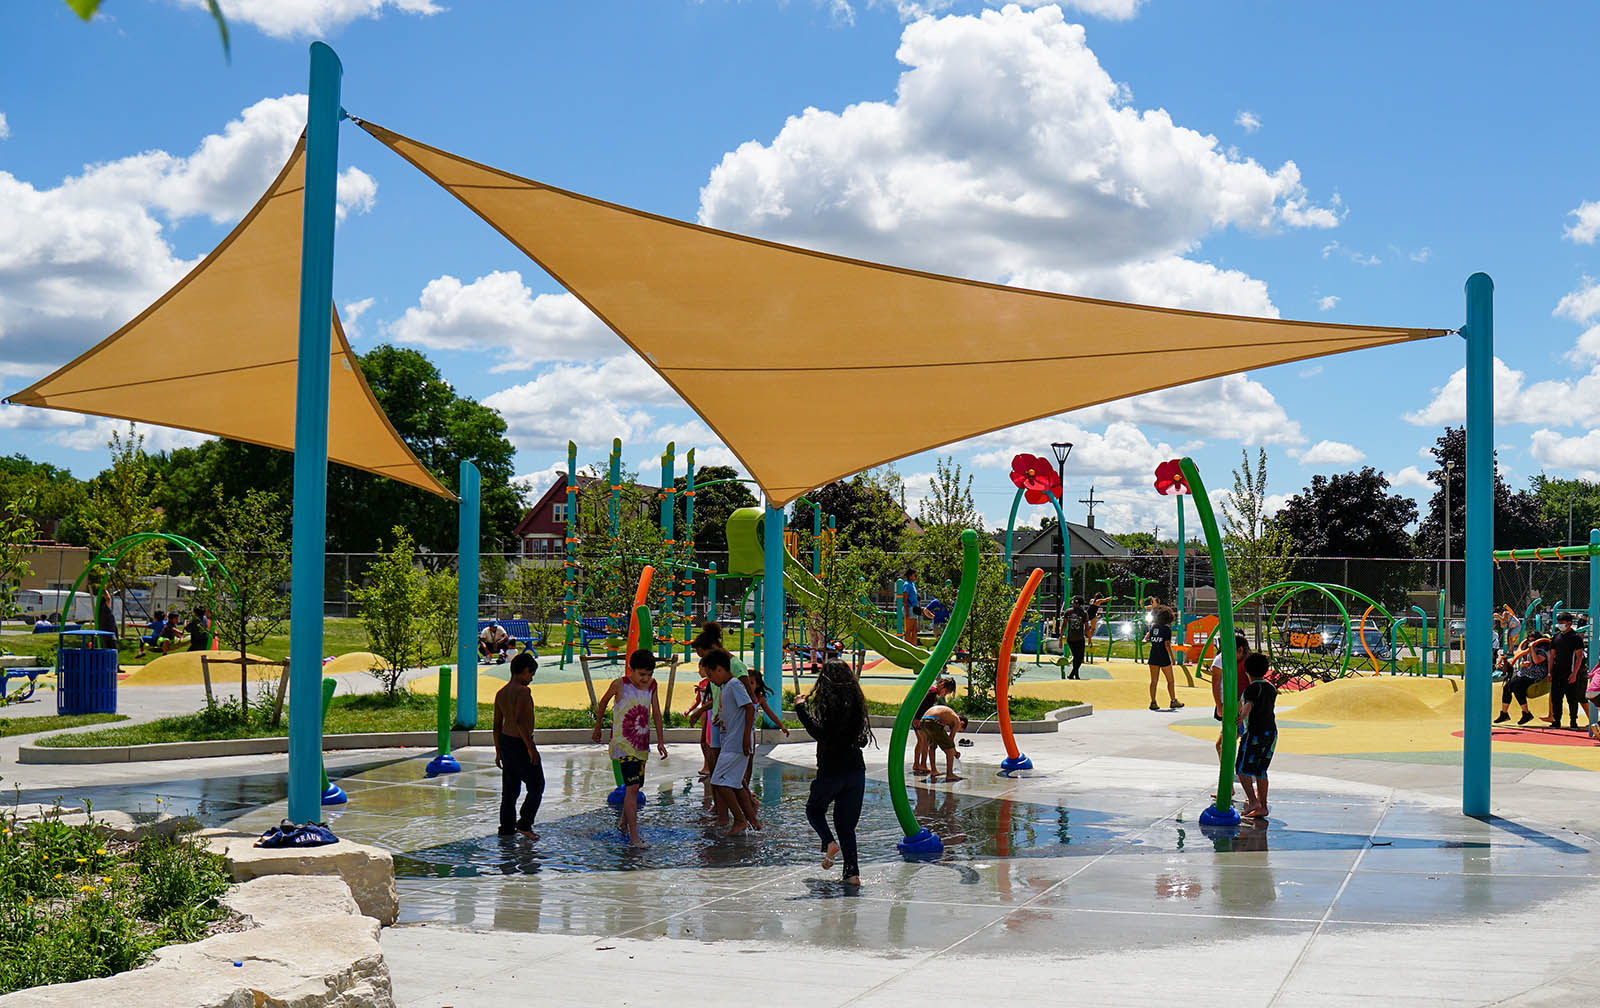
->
[3,1,1599,539]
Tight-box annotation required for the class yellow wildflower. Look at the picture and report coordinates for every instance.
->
[96,848,106,855]
[79,885,95,894]
[54,873,62,879]
[75,857,86,863]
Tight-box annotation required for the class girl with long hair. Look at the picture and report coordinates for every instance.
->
[793,659,873,886]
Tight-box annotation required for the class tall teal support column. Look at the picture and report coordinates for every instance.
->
[286,41,342,827]
[1589,530,1599,680]
[1463,272,1494,817]
[455,460,480,728]
[1176,495,1188,639]
[561,441,577,666]
[762,503,784,724]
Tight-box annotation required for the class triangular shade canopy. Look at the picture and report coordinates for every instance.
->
[6,139,452,500]
[359,119,1446,508]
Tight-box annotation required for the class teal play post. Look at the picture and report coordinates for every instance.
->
[287,41,342,827]
[456,460,480,728]
[1176,494,1187,640]
[426,667,461,776]
[1591,530,1599,671]
[1463,272,1494,817]
[683,449,696,659]
[561,441,578,667]
[762,503,785,724]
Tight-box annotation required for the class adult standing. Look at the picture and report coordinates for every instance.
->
[493,652,543,837]
[902,569,924,646]
[186,607,211,652]
[1546,612,1586,730]
[1064,595,1107,679]
[795,659,872,886]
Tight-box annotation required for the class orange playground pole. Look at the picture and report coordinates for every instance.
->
[997,568,1045,775]
[626,565,655,655]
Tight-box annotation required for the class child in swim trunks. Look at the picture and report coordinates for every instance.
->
[1236,652,1277,819]
[919,704,968,782]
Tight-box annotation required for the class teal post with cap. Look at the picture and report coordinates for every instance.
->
[1463,273,1494,817]
[456,460,480,728]
[287,41,342,826]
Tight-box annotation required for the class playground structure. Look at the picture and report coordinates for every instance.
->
[1493,535,1600,657]
[2,40,1507,840]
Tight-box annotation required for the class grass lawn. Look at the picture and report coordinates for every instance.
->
[0,713,127,739]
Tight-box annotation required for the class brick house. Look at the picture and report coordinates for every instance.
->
[512,474,660,567]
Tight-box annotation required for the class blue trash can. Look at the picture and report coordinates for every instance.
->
[56,630,118,715]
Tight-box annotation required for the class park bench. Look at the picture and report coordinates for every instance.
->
[1,667,48,704]
[577,617,614,655]
[477,618,543,653]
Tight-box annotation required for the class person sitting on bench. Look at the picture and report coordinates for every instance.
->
[479,620,513,663]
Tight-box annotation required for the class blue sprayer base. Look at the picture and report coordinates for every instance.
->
[897,827,943,857]
[321,784,348,806]
[999,753,1034,775]
[1199,804,1241,827]
[606,787,646,807]
[425,754,461,777]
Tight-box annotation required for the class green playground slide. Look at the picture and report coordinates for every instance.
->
[781,550,932,671]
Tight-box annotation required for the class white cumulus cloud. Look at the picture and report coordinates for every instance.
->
[0,112,9,140]
[1235,110,1261,133]
[1566,200,1600,245]
[1389,465,1433,489]
[886,1,1147,22]
[178,0,441,39]
[0,94,375,383]
[388,272,622,371]
[1531,429,1600,481]
[699,4,1337,308]
[482,354,680,455]
[1295,440,1365,466]
[1317,295,1340,312]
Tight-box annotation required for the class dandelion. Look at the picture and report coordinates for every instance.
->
[79,885,95,894]
[75,857,86,864]
[96,848,106,855]
[54,873,63,879]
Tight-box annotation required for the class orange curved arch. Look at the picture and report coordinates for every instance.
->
[997,569,1046,762]
[625,565,655,655]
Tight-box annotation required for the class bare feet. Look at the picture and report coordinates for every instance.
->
[515,827,538,839]
[726,823,748,836]
[944,773,964,782]
[822,841,839,869]
[629,833,651,848]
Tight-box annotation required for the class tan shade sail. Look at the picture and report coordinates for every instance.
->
[6,139,452,500]
[364,120,1445,507]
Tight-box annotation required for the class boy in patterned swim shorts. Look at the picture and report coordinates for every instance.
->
[1235,652,1278,819]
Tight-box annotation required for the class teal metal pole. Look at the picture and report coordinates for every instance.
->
[1002,485,1026,577]
[812,500,822,576]
[287,41,342,827]
[683,449,696,660]
[762,503,784,724]
[1463,272,1494,817]
[455,460,480,728]
[561,440,577,667]
[1176,495,1187,639]
[1589,530,1599,680]
[607,439,621,664]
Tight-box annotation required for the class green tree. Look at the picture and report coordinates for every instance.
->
[0,456,87,544]
[912,457,982,596]
[1221,448,1293,641]
[790,467,909,556]
[193,487,290,719]
[962,554,1027,710]
[421,569,458,664]
[350,526,427,696]
[80,426,167,630]
[65,0,230,58]
[0,494,38,623]
[505,562,565,632]
[1276,467,1418,607]
[654,464,757,556]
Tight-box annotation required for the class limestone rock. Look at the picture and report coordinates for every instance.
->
[222,875,361,929]
[0,916,394,1008]
[198,829,399,927]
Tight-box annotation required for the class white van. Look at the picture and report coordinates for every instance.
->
[12,589,96,622]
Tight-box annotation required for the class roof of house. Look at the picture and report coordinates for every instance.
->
[1013,522,1132,559]
[513,472,663,538]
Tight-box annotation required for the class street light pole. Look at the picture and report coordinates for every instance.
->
[1051,442,1073,632]
[1444,458,1455,659]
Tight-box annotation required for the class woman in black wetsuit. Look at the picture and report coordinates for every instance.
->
[794,659,873,886]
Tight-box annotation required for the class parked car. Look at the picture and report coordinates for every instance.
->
[1320,626,1394,661]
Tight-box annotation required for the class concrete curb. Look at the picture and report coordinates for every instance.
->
[864,704,1090,734]
[18,725,809,764]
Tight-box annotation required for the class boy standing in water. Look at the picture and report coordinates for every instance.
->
[919,704,968,782]
[591,649,668,847]
[705,649,761,835]
[493,652,542,838]
[1236,652,1278,819]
